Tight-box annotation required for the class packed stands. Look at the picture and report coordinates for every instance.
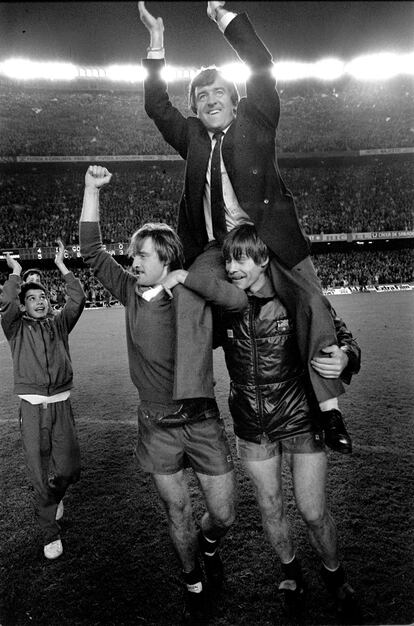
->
[0,76,413,155]
[1,159,413,250]
[1,247,412,300]
[0,75,413,292]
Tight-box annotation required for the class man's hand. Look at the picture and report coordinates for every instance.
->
[54,239,71,276]
[311,345,349,378]
[207,1,226,21]
[5,252,22,275]
[55,239,66,267]
[85,165,112,189]
[159,269,188,297]
[138,2,164,39]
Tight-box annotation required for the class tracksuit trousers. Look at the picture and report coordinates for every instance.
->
[19,398,81,544]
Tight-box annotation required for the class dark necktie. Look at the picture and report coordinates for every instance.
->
[210,131,227,244]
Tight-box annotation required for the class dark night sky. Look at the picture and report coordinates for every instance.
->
[0,1,413,68]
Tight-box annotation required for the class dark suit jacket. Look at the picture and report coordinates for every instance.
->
[143,12,310,269]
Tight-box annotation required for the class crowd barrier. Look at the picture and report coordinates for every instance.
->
[323,283,414,295]
[73,283,414,311]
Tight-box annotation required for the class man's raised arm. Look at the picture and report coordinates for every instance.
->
[138,2,165,58]
[79,166,134,306]
[80,165,112,223]
[206,1,236,32]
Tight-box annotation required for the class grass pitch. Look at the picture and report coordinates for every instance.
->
[0,292,413,625]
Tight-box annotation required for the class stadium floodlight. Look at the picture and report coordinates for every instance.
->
[160,65,200,82]
[346,52,405,80]
[78,67,107,79]
[311,58,345,81]
[274,58,345,81]
[172,67,196,81]
[399,51,414,75]
[1,49,413,84]
[0,58,77,81]
[220,62,251,83]
[106,64,147,83]
[274,61,312,81]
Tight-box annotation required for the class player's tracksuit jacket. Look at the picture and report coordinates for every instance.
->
[0,273,85,395]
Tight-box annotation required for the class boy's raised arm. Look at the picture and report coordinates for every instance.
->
[0,253,23,336]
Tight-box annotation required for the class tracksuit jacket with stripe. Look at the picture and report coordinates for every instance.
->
[0,272,86,396]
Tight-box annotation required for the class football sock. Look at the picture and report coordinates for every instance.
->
[199,531,219,556]
[281,555,304,588]
[319,397,339,412]
[183,564,203,594]
[322,563,346,591]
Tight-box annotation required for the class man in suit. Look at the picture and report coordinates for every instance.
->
[138,1,355,454]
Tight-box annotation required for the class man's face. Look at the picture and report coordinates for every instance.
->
[225,254,268,293]
[22,288,49,319]
[131,237,169,287]
[195,77,236,132]
[25,272,42,284]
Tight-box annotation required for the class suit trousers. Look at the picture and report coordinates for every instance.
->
[268,255,345,402]
[172,243,344,404]
[172,244,225,400]
[19,398,81,544]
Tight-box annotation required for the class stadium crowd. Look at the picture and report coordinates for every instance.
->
[1,248,412,299]
[0,76,413,156]
[1,76,413,295]
[312,248,414,289]
[0,160,413,250]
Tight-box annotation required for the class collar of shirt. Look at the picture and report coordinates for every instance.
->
[208,123,232,142]
[246,274,275,299]
[136,284,171,301]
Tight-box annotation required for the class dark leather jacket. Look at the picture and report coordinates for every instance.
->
[218,278,361,444]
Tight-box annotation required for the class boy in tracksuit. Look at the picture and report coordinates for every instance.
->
[0,241,85,560]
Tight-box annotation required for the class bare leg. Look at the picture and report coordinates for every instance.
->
[287,451,339,569]
[195,469,235,589]
[152,471,198,572]
[242,456,294,563]
[196,470,236,539]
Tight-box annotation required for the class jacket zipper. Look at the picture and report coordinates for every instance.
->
[40,324,52,395]
[248,298,264,433]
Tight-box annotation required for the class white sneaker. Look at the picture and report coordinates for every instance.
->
[55,500,64,521]
[44,538,63,560]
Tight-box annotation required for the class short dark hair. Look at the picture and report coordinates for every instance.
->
[189,66,240,115]
[22,267,43,282]
[222,224,269,265]
[19,281,48,305]
[127,223,184,271]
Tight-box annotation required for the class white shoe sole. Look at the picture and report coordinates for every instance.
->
[55,501,64,521]
[44,539,63,559]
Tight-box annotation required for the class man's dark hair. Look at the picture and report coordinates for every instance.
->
[22,268,43,282]
[222,224,269,265]
[189,66,240,115]
[19,281,48,305]
[127,223,184,271]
